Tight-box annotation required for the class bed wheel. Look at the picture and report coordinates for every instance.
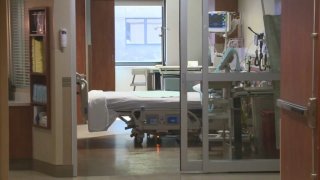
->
[146,134,162,146]
[146,135,155,146]
[156,136,162,145]
[134,136,144,146]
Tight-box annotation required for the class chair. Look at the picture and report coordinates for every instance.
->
[130,68,148,91]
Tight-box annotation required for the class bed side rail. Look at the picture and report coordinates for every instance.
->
[76,73,88,121]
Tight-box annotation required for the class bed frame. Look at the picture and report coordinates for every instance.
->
[76,73,202,145]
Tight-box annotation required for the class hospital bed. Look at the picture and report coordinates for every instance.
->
[77,73,202,145]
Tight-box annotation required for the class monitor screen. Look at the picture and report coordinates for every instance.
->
[208,11,230,33]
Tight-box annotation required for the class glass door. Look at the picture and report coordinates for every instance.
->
[180,0,280,172]
[180,0,204,171]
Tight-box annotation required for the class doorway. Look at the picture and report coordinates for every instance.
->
[76,0,183,176]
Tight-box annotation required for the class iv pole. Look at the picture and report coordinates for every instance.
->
[261,0,266,17]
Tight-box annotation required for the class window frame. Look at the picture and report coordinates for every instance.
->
[115,2,165,66]
[125,17,162,45]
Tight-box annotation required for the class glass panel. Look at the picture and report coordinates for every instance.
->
[186,80,202,161]
[207,81,232,160]
[247,94,279,159]
[207,81,280,161]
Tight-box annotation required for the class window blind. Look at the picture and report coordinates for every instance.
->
[10,0,29,87]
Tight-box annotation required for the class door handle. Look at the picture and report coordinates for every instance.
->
[277,98,317,129]
[276,99,308,116]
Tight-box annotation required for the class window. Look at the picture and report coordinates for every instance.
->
[126,18,145,44]
[115,6,163,64]
[146,18,162,44]
[126,18,161,45]
[10,0,29,87]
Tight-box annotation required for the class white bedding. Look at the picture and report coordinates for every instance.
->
[88,90,201,132]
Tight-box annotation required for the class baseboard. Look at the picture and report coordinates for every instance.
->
[9,159,33,170]
[33,159,74,177]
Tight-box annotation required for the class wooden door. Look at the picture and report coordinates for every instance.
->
[281,0,319,179]
[90,0,115,91]
[76,0,86,124]
[0,0,9,178]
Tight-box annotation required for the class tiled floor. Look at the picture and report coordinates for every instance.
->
[9,121,280,179]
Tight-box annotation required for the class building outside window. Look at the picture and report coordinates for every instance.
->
[115,6,163,64]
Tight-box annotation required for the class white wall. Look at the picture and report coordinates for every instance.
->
[238,0,277,55]
[165,0,179,66]
[32,0,77,175]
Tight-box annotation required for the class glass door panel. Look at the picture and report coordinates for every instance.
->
[180,0,280,172]
[207,82,232,161]
[186,80,202,162]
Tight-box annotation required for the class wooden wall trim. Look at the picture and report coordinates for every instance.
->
[0,0,9,179]
[317,0,320,175]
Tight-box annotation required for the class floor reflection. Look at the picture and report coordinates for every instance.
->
[77,120,180,176]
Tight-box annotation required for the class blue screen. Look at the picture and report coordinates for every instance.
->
[146,116,158,125]
[167,116,180,124]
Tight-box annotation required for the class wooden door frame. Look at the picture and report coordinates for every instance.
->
[0,0,9,179]
[76,0,86,124]
[317,0,320,175]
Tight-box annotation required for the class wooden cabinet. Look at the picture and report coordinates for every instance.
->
[28,7,50,129]
[9,105,33,160]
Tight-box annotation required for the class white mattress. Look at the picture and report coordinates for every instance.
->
[87,90,201,132]
[104,91,201,111]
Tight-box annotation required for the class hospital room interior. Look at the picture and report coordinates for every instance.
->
[6,0,292,179]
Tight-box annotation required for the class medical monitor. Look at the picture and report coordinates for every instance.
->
[208,11,230,33]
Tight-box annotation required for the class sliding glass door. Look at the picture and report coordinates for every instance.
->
[180,0,280,172]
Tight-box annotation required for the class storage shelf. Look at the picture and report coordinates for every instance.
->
[29,7,50,130]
